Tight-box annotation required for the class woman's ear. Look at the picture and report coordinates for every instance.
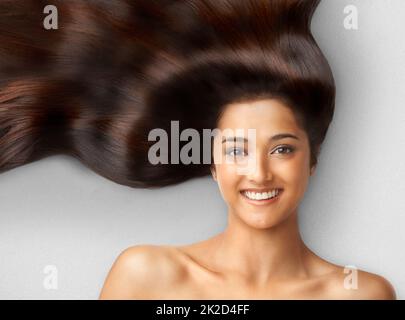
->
[310,165,316,176]
[210,165,217,181]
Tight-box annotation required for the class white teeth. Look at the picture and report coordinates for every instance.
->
[243,189,279,200]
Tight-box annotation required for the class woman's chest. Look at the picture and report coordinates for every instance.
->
[161,273,332,300]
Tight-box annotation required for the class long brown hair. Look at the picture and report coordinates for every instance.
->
[0,0,335,188]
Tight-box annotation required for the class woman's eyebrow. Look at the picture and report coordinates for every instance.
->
[221,137,247,144]
[270,133,299,141]
[221,133,299,144]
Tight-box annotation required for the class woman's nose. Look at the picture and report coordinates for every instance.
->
[245,152,272,184]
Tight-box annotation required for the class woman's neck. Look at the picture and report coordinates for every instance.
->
[212,209,310,285]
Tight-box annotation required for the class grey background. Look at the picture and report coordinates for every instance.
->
[0,0,404,299]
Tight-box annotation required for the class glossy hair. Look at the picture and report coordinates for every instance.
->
[0,0,335,188]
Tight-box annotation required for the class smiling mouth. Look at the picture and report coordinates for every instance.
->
[239,189,283,205]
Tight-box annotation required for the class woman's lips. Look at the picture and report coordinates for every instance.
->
[239,189,282,206]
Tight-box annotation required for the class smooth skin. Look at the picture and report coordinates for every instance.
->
[99,99,396,300]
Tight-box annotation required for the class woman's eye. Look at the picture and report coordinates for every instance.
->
[272,146,295,155]
[226,148,246,157]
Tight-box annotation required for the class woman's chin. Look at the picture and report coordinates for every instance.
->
[241,212,287,230]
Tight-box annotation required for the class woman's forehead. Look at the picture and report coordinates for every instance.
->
[218,99,300,132]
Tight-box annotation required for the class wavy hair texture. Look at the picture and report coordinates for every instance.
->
[0,0,335,188]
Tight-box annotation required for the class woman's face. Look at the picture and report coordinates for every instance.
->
[211,98,315,229]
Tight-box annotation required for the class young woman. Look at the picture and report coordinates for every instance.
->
[99,97,396,300]
[97,0,395,299]
[0,0,395,299]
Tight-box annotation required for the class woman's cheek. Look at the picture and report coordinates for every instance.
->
[215,166,230,200]
[217,164,240,202]
[286,166,311,203]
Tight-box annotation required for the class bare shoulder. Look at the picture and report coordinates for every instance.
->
[99,244,187,299]
[325,267,396,300]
